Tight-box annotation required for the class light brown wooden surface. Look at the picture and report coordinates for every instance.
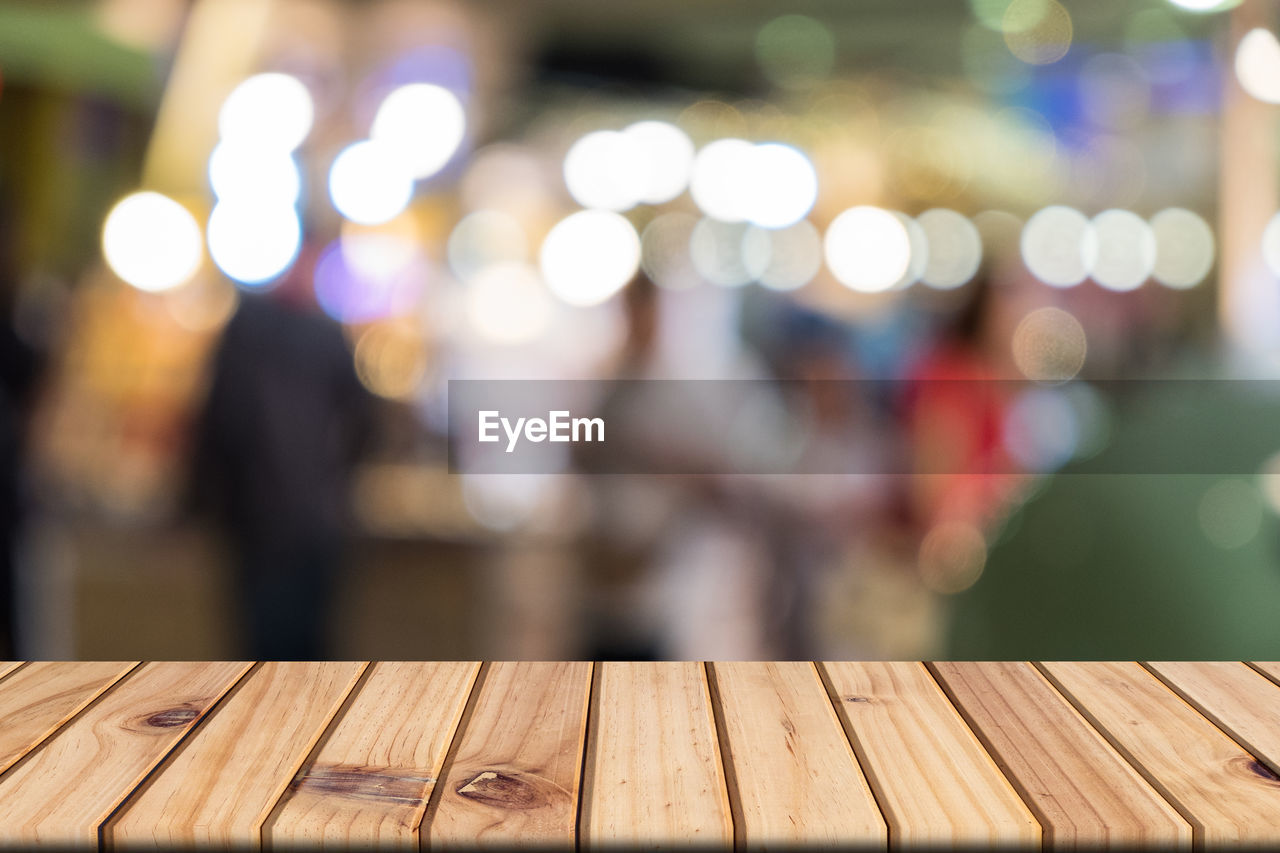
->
[581,662,733,850]
[426,661,592,850]
[0,660,138,775]
[0,661,251,846]
[1040,661,1280,849]
[710,662,886,850]
[0,661,21,681]
[1147,661,1280,777]
[267,661,479,850]
[931,661,1191,850]
[108,661,366,849]
[3,661,1280,849]
[821,661,1040,850]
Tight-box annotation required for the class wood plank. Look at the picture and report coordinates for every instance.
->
[932,661,1190,850]
[710,661,887,850]
[265,661,479,849]
[425,661,592,850]
[108,661,366,849]
[0,660,139,776]
[1249,661,1280,685]
[1040,661,1280,848]
[1147,662,1280,777]
[0,661,21,682]
[820,661,1039,849]
[0,661,251,847]
[580,662,732,850]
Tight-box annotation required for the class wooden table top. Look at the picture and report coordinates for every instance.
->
[0,661,1277,849]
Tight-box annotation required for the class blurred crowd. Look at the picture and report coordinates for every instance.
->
[2,0,1280,661]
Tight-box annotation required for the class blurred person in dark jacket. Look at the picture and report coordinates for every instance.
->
[193,262,374,660]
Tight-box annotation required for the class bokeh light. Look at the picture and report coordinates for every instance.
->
[1003,0,1073,65]
[102,192,203,293]
[1150,208,1215,289]
[562,130,648,212]
[1089,209,1155,292]
[370,83,467,181]
[746,143,819,229]
[217,73,314,151]
[207,143,302,206]
[824,206,912,294]
[447,210,528,283]
[1235,28,1280,104]
[755,14,836,89]
[314,239,425,323]
[689,138,756,223]
[690,218,752,287]
[1021,206,1097,288]
[917,208,983,290]
[623,121,695,205]
[354,322,429,401]
[464,262,554,345]
[1198,479,1264,550]
[328,140,416,225]
[206,202,302,287]
[742,221,822,291]
[891,213,929,290]
[340,214,422,282]
[641,212,701,290]
[1166,0,1237,12]
[1011,306,1087,382]
[539,210,641,306]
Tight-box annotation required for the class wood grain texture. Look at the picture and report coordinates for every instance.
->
[821,661,1040,850]
[710,662,887,850]
[108,661,366,850]
[1249,661,1280,685]
[0,660,139,775]
[0,661,21,681]
[266,662,479,850]
[1040,661,1280,848]
[581,662,732,851]
[0,661,251,847]
[932,661,1190,850]
[1147,662,1280,777]
[426,661,592,850]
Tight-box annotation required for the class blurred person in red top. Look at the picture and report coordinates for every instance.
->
[903,273,1020,535]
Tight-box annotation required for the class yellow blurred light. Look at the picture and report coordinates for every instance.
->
[540,210,641,306]
[341,212,422,281]
[354,322,428,400]
[102,191,202,293]
[1021,206,1096,288]
[1235,28,1280,104]
[328,140,415,225]
[206,202,301,286]
[218,73,314,152]
[1012,306,1087,382]
[1003,0,1073,65]
[1150,208,1214,290]
[824,206,911,294]
[917,209,983,290]
[464,262,554,345]
[370,83,467,180]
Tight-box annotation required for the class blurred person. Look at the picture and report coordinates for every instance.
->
[0,213,42,658]
[192,254,374,660]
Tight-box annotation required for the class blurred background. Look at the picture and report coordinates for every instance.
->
[3,0,1280,661]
